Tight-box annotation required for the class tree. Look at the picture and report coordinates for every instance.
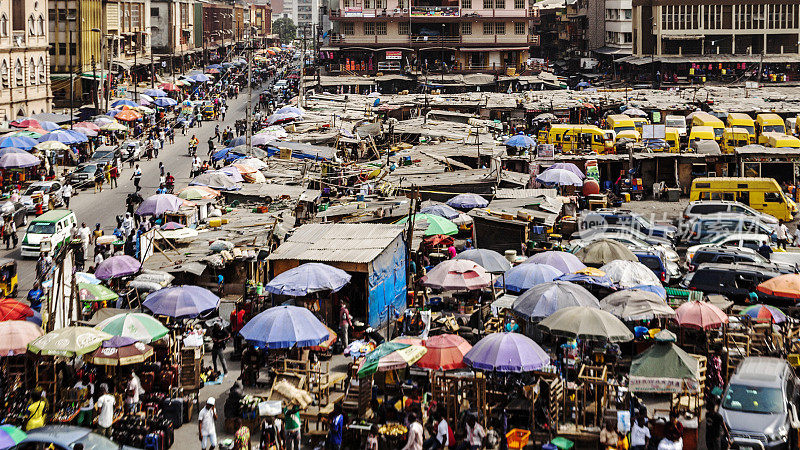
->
[272,18,296,44]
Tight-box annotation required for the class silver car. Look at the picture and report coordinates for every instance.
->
[19,180,64,213]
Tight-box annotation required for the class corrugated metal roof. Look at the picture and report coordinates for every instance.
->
[267,223,405,263]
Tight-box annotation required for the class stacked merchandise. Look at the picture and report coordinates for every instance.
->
[0,381,30,426]
[112,410,175,449]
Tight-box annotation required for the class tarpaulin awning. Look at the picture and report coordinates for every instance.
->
[460,47,530,52]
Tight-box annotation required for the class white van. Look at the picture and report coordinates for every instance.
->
[21,209,77,258]
[665,115,687,137]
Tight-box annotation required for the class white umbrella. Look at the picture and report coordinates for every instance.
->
[599,260,661,288]
[536,168,583,186]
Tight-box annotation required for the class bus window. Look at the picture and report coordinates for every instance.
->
[722,192,735,201]
[736,192,750,205]
[765,192,784,203]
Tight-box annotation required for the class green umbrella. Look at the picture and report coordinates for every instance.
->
[0,424,27,448]
[537,306,634,343]
[78,283,119,302]
[8,130,42,139]
[94,312,169,344]
[629,334,701,393]
[28,326,111,357]
[357,342,427,378]
[397,213,458,237]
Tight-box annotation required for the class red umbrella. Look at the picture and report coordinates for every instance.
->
[421,259,491,291]
[0,321,44,356]
[159,83,179,91]
[417,334,472,371]
[0,299,34,321]
[73,121,100,131]
[675,300,728,329]
[115,110,143,121]
[10,119,39,129]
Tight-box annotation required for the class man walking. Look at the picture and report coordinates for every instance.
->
[130,165,142,191]
[95,384,115,438]
[62,182,72,208]
[210,323,229,376]
[199,398,218,450]
[340,301,353,348]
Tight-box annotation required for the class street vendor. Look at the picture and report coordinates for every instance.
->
[25,390,47,431]
[73,374,95,426]
[124,370,142,413]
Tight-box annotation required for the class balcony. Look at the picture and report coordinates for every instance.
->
[410,34,461,44]
[410,6,460,17]
[461,8,529,18]
[329,8,408,18]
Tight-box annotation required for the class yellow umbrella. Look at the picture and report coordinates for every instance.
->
[35,141,69,151]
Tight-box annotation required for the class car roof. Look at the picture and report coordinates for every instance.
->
[31,209,73,222]
[22,425,91,447]
[694,246,757,256]
[731,357,791,387]
[695,261,783,273]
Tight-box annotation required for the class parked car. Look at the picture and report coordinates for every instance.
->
[67,163,103,189]
[569,233,679,263]
[688,246,768,271]
[681,263,787,303]
[581,209,677,241]
[122,140,144,161]
[721,357,799,450]
[569,225,673,247]
[681,200,779,230]
[685,233,773,261]
[88,147,121,166]
[0,200,27,227]
[12,425,140,450]
[633,249,681,284]
[682,214,775,245]
[19,181,64,213]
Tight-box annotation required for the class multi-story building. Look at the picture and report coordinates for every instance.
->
[201,0,234,61]
[281,0,318,37]
[327,0,532,74]
[596,0,631,58]
[1,0,52,119]
[250,0,272,38]
[102,0,153,86]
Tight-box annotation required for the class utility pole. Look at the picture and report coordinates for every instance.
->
[106,36,112,111]
[299,24,307,108]
[151,43,155,88]
[758,51,764,86]
[68,16,75,129]
[246,26,253,156]
[91,56,98,111]
[134,45,138,102]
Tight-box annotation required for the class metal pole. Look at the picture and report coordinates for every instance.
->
[246,27,253,156]
[134,41,138,102]
[69,27,74,128]
[106,37,112,111]
[92,56,98,111]
[151,43,155,88]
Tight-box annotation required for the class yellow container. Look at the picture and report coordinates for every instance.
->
[506,68,516,77]
[209,218,229,227]
[622,193,631,202]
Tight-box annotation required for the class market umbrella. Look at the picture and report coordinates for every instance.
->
[357,342,427,378]
[0,298,34,321]
[0,135,37,150]
[162,221,184,230]
[93,115,115,125]
[115,109,143,121]
[628,284,667,299]
[0,152,40,168]
[624,107,648,117]
[511,280,599,320]
[0,321,43,356]
[190,172,240,190]
[28,326,111,357]
[675,301,728,330]
[309,325,338,352]
[37,129,85,144]
[422,259,491,291]
[8,130,42,138]
[94,312,169,343]
[629,330,701,394]
[0,425,26,449]
[600,260,661,288]
[214,167,245,183]
[275,106,304,116]
[136,194,184,216]
[86,336,154,366]
[416,334,472,371]
[267,112,300,125]
[190,73,211,82]
[522,251,586,274]
[143,285,220,318]
[420,203,460,220]
[76,272,102,285]
[240,305,330,349]
[10,118,39,129]
[111,99,137,108]
[501,264,563,293]
[574,239,637,266]
[504,134,536,148]
[159,83,179,91]
[73,121,99,132]
[545,163,585,179]
[143,88,167,97]
[599,289,676,321]
[757,273,800,299]
[454,248,511,274]
[95,255,142,280]
[264,263,352,296]
[538,306,634,342]
[77,283,119,302]
[100,122,127,132]
[396,213,458,237]
[556,272,616,289]
[153,97,178,107]
[73,127,98,137]
[463,332,549,372]
[445,193,488,210]
[740,304,787,324]
[177,185,220,200]
[536,168,583,186]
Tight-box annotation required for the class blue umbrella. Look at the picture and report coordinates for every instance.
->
[0,136,37,150]
[229,136,246,147]
[504,133,536,148]
[0,147,27,157]
[576,81,591,88]
[143,88,167,98]
[142,285,220,318]
[265,263,352,297]
[557,272,616,289]
[536,168,583,186]
[215,167,244,183]
[153,97,178,107]
[628,284,667,299]
[206,64,223,70]
[240,305,330,349]
[420,203,460,220]
[106,110,120,117]
[65,129,89,142]
[111,99,137,108]
[511,280,600,320]
[275,106,304,116]
[500,263,563,293]
[267,113,300,125]
[0,152,40,168]
[446,193,488,210]
[38,121,61,131]
[38,129,86,145]
[190,74,210,82]
[212,148,234,161]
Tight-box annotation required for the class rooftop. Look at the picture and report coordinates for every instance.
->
[267,223,406,263]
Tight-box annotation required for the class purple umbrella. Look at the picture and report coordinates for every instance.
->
[499,263,563,293]
[445,193,488,210]
[545,162,585,179]
[162,221,185,230]
[240,305,329,349]
[265,263,352,297]
[420,203,460,220]
[95,255,142,280]
[0,151,40,168]
[522,251,586,274]
[216,167,245,183]
[101,335,138,348]
[142,285,220,318]
[136,194,184,216]
[463,332,550,372]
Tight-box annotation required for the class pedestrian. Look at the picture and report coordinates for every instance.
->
[73,374,95,427]
[283,404,301,450]
[95,384,115,437]
[259,415,281,450]
[24,390,47,431]
[210,323,229,376]
[199,398,218,450]
[658,410,683,450]
[233,418,251,450]
[152,137,161,158]
[776,220,789,250]
[339,301,353,348]
[464,415,485,450]
[124,369,142,414]
[131,165,142,191]
[367,424,379,450]
[220,104,227,121]
[217,273,224,296]
[327,404,344,450]
[402,412,423,450]
[704,398,727,450]
[62,182,72,208]
[630,414,650,450]
[1,219,9,250]
[214,125,221,142]
[78,222,91,255]
[7,216,17,249]
[423,412,450,450]
[208,136,215,156]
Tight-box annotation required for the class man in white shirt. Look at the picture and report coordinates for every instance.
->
[124,370,141,413]
[95,384,115,437]
[198,397,218,450]
[776,220,789,249]
[402,412,423,450]
[631,414,651,450]
[465,415,485,450]
[78,222,91,255]
[423,412,449,450]
[73,375,94,427]
[62,183,73,208]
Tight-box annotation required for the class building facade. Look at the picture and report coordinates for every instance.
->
[250,0,272,37]
[48,0,102,108]
[1,0,52,120]
[599,0,631,56]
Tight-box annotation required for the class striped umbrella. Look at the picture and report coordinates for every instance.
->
[357,342,427,378]
[0,425,26,449]
[740,304,787,324]
[95,312,168,343]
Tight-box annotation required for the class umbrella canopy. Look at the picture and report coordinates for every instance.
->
[100,122,127,132]
[77,283,119,302]
[240,305,330,349]
[624,107,648,117]
[536,168,583,186]
[629,338,701,393]
[136,194,184,216]
[143,285,220,318]
[0,298,34,321]
[463,332,549,372]
[34,140,69,151]
[95,255,142,280]
[757,273,800,299]
[445,193,488,210]
[420,203,460,220]
[502,264,563,293]
[275,106,304,116]
[177,185,220,200]
[10,118,40,129]
[190,172,240,190]
[0,321,44,356]
[422,259,491,291]
[357,342,427,378]
[574,239,638,265]
[72,127,98,137]
[111,99,137,108]
[0,425,26,449]
[504,134,537,148]
[115,110,143,121]
[153,97,178,107]
[87,336,154,365]
[675,301,728,329]
[265,263,351,297]
[740,304,787,324]
[397,213,458,237]
[600,289,676,321]
[511,280,599,320]
[37,129,84,144]
[267,112,300,125]
[546,163,585,179]
[94,312,169,343]
[523,251,586,274]
[538,306,634,342]
[556,272,616,289]
[214,167,245,183]
[0,135,37,149]
[628,284,667,299]
[251,134,277,146]
[162,221,184,230]
[190,73,211,82]
[143,88,167,97]
[600,260,661,288]
[0,151,40,168]
[159,83,179,91]
[416,334,472,371]
[454,248,511,274]
[28,326,111,357]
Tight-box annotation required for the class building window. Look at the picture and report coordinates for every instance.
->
[29,58,35,84]
[461,22,472,35]
[38,57,44,84]
[58,42,66,55]
[483,0,492,9]
[398,22,409,34]
[341,22,354,34]
[376,23,387,34]
[12,0,24,31]
[0,14,7,37]
[69,43,76,55]
[514,0,524,8]
[28,15,35,36]
[623,32,631,43]
[151,7,159,16]
[398,0,405,7]
[483,22,493,34]
[495,0,505,8]
[495,22,505,34]
[14,59,23,86]
[375,0,386,8]
[514,21,525,34]
[0,60,7,88]
[37,15,44,36]
[364,0,372,9]
[462,0,471,8]
[364,22,376,34]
